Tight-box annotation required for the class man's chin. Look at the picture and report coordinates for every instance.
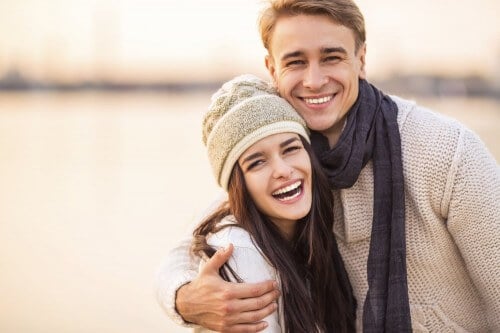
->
[302,116,334,130]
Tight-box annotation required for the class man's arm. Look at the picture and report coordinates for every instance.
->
[446,129,500,330]
[156,235,199,327]
[156,235,280,331]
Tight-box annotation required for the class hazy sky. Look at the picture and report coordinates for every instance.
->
[1,0,499,82]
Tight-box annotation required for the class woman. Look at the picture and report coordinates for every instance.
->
[193,74,355,332]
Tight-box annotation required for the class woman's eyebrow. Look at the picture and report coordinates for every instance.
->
[240,152,263,165]
[280,137,299,148]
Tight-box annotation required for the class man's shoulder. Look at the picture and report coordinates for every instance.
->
[390,94,465,138]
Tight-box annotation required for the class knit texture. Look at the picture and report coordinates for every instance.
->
[311,80,411,332]
[334,96,500,332]
[157,96,500,332]
[202,74,309,189]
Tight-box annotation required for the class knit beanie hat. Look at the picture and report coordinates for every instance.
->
[202,74,310,190]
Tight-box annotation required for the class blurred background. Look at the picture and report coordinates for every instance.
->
[0,1,498,332]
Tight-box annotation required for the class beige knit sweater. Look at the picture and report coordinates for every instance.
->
[157,96,500,332]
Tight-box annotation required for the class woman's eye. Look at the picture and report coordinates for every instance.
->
[284,145,301,154]
[247,160,263,171]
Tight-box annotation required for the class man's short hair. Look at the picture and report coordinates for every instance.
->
[259,0,366,53]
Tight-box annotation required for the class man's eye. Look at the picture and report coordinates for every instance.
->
[324,56,340,62]
[286,60,304,66]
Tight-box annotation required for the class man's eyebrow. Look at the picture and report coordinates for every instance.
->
[280,47,347,62]
[280,51,304,62]
[321,46,347,55]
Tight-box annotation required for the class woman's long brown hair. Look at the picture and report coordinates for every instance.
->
[192,137,356,332]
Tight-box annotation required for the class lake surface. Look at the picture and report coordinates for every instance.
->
[0,92,498,333]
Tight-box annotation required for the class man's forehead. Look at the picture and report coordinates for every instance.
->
[269,16,357,58]
[271,13,351,34]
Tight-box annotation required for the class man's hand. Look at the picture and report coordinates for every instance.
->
[175,244,280,332]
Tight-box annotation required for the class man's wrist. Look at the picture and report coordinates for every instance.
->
[175,281,194,323]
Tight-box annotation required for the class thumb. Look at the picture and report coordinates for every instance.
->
[201,243,234,275]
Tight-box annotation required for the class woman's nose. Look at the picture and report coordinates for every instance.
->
[271,158,293,179]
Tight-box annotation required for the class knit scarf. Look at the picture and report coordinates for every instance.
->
[310,79,412,332]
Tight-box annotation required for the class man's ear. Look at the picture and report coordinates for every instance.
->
[358,43,367,79]
[265,54,278,87]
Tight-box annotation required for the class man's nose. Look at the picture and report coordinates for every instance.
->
[303,63,328,90]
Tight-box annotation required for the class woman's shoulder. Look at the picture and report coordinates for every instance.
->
[205,216,276,281]
[206,215,257,250]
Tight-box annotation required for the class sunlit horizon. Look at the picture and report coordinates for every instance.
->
[1,0,500,84]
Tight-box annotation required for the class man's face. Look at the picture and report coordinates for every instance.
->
[266,14,366,145]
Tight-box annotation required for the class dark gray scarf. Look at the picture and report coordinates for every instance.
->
[311,79,411,332]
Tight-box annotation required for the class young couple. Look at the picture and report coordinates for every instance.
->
[158,0,500,332]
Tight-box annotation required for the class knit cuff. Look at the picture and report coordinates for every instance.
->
[156,266,198,328]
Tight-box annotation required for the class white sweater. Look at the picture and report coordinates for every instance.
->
[156,96,500,332]
[194,218,284,333]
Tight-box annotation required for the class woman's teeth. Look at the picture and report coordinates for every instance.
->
[272,181,302,201]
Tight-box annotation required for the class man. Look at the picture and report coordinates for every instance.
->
[157,0,500,332]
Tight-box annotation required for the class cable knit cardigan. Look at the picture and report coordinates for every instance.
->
[156,96,500,332]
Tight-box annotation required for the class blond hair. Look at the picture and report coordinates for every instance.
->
[259,0,366,53]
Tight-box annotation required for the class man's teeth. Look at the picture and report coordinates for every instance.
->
[272,181,301,196]
[303,96,332,104]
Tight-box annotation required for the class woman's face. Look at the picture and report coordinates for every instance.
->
[238,133,312,240]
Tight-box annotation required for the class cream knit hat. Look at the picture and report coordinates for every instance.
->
[202,74,310,190]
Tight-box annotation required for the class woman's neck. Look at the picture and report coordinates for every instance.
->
[270,218,297,241]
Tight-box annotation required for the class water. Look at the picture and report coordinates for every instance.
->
[0,92,498,333]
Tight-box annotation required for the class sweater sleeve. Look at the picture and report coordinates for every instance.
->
[445,128,500,330]
[155,235,199,328]
[155,195,228,327]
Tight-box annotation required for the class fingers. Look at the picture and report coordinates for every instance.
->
[219,321,269,333]
[201,243,234,274]
[214,289,279,328]
[229,287,280,314]
[238,301,278,324]
[230,279,279,300]
[185,244,280,332]
[215,301,278,332]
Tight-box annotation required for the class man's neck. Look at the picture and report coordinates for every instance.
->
[322,116,348,148]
